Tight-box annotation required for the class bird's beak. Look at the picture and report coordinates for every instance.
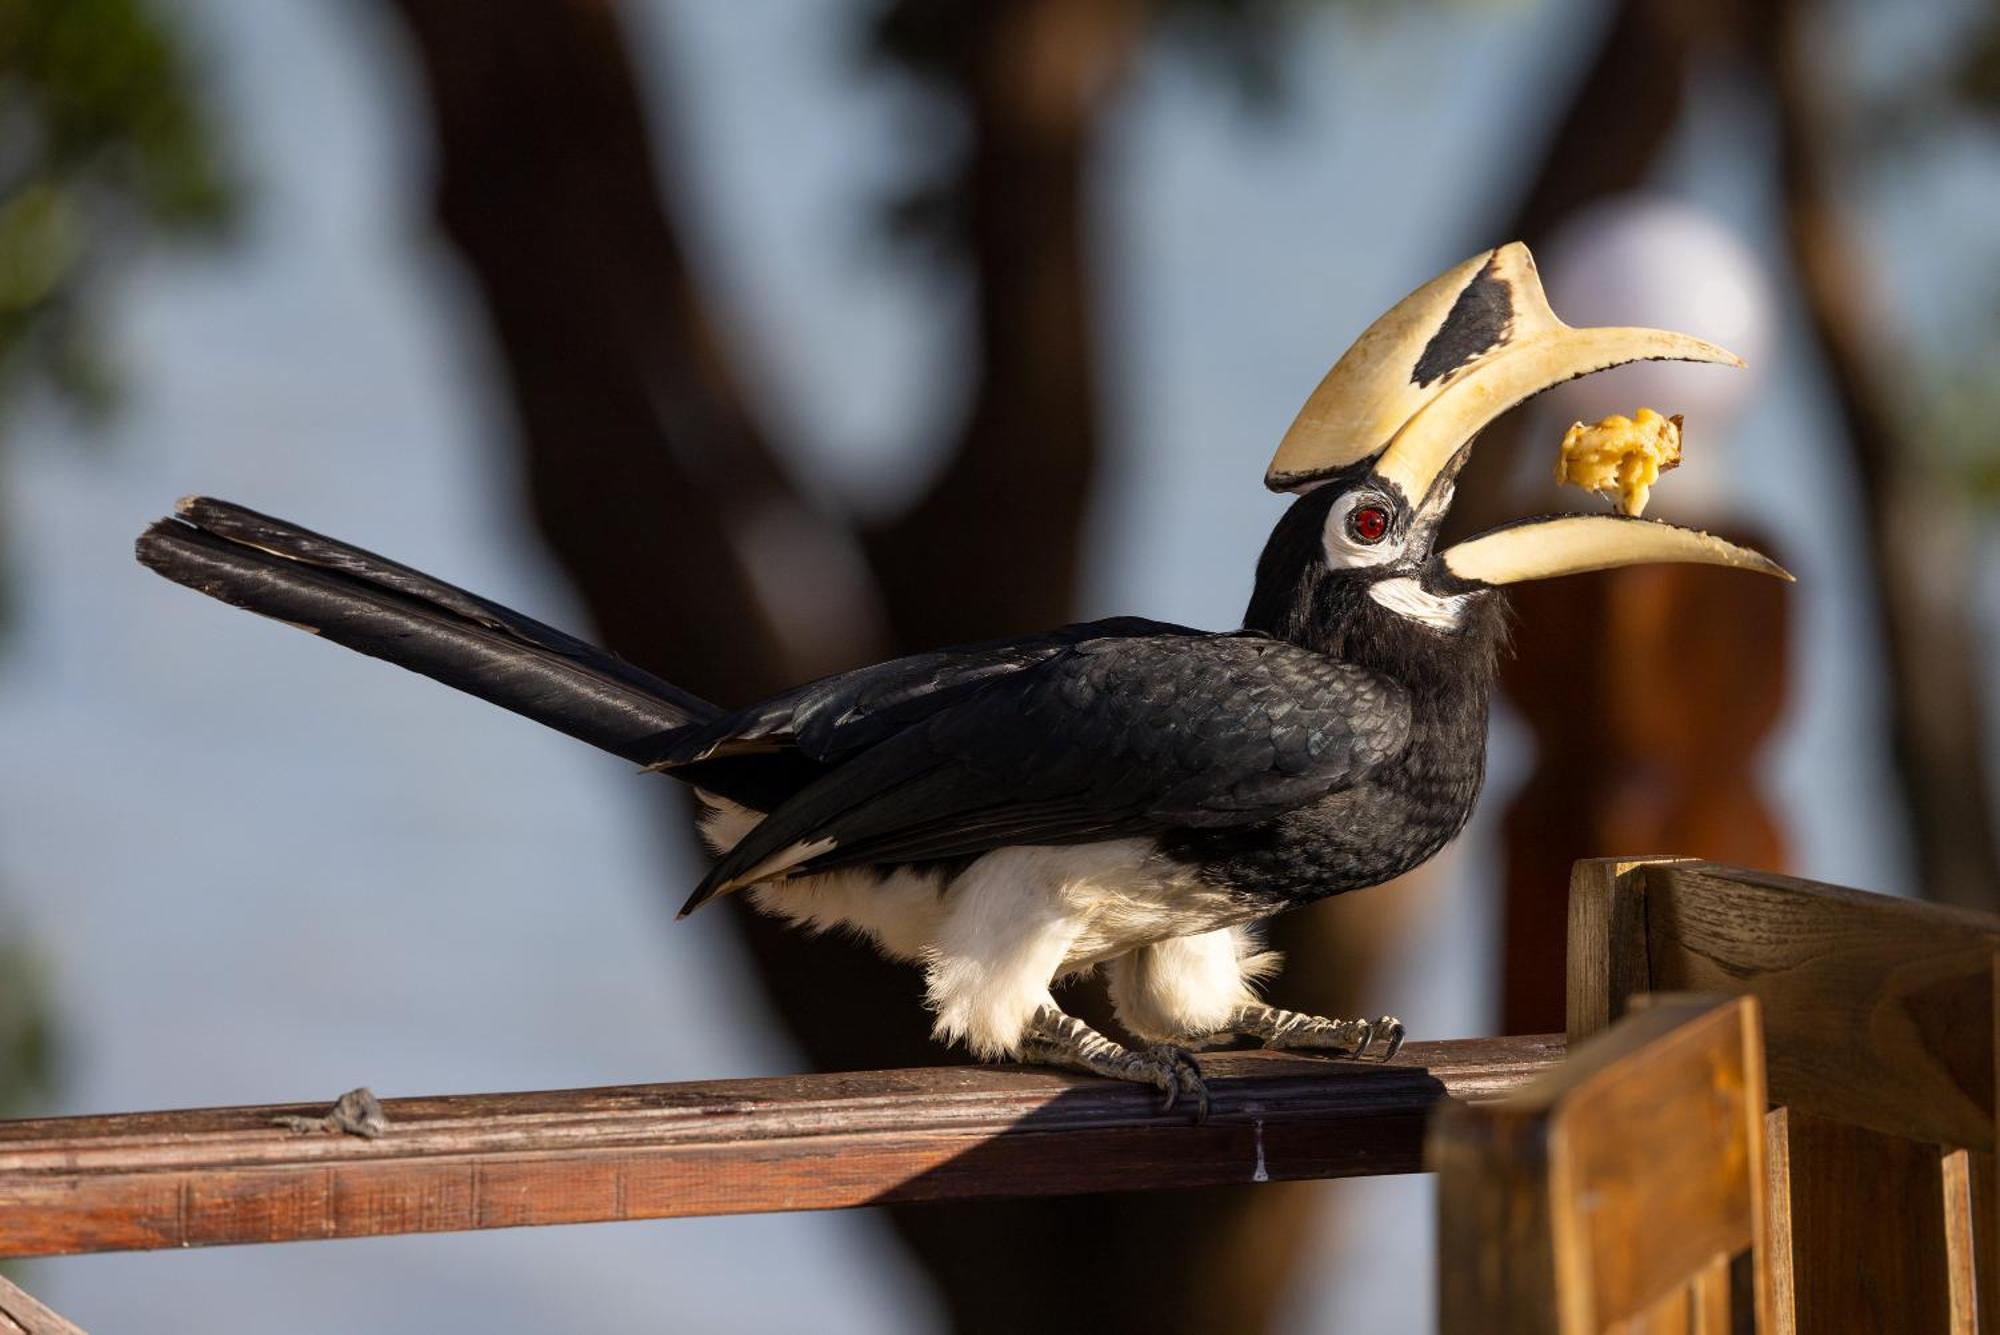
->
[1268,241,1790,586]
[1429,513,1791,586]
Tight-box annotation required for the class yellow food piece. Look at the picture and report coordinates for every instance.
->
[1555,408,1684,517]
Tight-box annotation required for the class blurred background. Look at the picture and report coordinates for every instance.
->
[0,0,1995,1329]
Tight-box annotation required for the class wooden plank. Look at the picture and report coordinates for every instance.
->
[1739,1001,1776,1335]
[1989,946,2000,1331]
[0,1275,88,1335]
[1567,856,1688,1042]
[1690,1255,1732,1334]
[1434,996,1767,1334]
[0,1037,1558,1259]
[1764,1108,1798,1335]
[1626,1283,1691,1334]
[1640,861,2000,1152]
[1609,1269,1735,1335]
[1979,1148,2000,1331]
[1942,1147,1979,1333]
[1729,1249,1764,1335]
[1435,1103,1564,1328]
[1564,996,1769,1330]
[1779,1110,1970,1334]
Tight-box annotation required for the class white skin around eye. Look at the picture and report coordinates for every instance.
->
[1321,492,1408,571]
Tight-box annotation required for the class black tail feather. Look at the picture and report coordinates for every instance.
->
[138,497,719,765]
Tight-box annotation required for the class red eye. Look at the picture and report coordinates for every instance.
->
[1349,504,1389,544]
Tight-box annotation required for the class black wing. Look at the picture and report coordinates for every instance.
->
[683,632,1410,914]
[654,616,1189,808]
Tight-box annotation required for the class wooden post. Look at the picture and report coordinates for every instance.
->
[1434,994,1772,1332]
[1567,857,2000,1332]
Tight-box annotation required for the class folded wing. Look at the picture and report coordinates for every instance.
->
[681,634,1411,915]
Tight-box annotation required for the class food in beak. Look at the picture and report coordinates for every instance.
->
[1555,408,1683,517]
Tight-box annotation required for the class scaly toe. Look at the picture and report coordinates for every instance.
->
[1142,1044,1209,1123]
[1175,1050,1210,1123]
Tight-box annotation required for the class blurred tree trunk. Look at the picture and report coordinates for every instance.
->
[384,0,863,707]
[861,0,1135,645]
[1747,0,2000,911]
[384,1,1366,1331]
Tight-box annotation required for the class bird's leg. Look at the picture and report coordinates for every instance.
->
[1223,1004,1405,1061]
[1020,1004,1210,1121]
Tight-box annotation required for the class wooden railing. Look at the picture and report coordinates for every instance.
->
[14,859,1991,1333]
[0,1037,1558,1261]
[1570,857,2000,1333]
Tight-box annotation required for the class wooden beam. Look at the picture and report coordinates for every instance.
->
[0,1274,88,1335]
[0,1037,1558,1258]
[1640,861,2000,1153]
[1566,855,1688,1040]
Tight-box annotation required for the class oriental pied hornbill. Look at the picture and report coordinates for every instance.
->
[137,244,1788,1116]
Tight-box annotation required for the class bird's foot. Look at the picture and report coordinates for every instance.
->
[1021,1006,1210,1121]
[1122,1044,1208,1119]
[271,1086,388,1139]
[1226,1005,1405,1061]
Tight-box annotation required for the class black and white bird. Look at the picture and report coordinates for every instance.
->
[136,244,1788,1115]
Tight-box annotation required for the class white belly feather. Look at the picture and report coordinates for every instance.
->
[697,795,1277,1059]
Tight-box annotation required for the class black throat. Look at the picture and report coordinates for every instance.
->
[1156,484,1510,909]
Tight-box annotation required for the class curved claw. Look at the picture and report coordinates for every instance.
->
[1373,1016,1406,1062]
[1144,1044,1210,1123]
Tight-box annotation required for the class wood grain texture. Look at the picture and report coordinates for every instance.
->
[0,1037,1557,1259]
[1647,866,1995,1330]
[1434,995,1769,1334]
[1764,1108,1797,1335]
[1567,857,1688,1041]
[1780,1111,1968,1334]
[1943,1147,1979,1332]
[1978,1144,2000,1331]
[1568,859,2000,1333]
[0,1275,88,1335]
[1640,861,2000,1152]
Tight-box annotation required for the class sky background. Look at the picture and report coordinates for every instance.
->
[1,0,1993,1329]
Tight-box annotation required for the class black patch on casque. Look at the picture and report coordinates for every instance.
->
[1410,257,1514,388]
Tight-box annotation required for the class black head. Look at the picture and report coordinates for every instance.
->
[1244,461,1509,689]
